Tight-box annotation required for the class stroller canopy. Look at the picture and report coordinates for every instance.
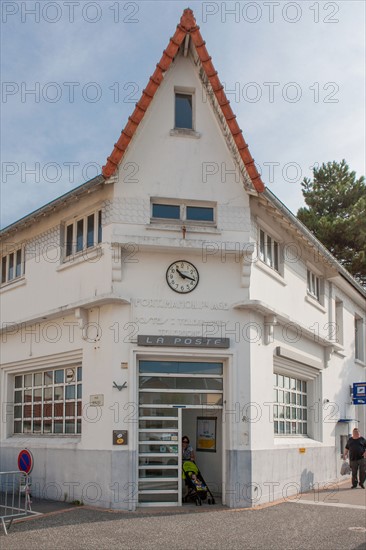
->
[182,460,199,476]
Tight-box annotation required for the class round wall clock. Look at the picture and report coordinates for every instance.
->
[166,260,199,293]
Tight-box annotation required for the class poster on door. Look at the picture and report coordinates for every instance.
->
[196,417,217,452]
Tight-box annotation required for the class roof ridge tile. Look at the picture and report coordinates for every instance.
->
[179,8,198,32]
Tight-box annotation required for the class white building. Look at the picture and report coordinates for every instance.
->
[1,9,365,510]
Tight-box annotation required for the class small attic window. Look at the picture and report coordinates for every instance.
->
[175,93,193,129]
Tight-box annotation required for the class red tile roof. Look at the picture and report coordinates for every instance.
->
[102,8,265,193]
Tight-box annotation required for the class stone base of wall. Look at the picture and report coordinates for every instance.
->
[225,446,337,508]
[0,446,134,510]
[1,444,338,510]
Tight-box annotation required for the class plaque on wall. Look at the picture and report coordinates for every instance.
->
[113,430,128,445]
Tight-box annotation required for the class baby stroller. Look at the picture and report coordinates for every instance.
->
[182,460,215,506]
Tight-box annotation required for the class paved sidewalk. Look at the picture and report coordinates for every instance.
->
[296,478,366,509]
[1,479,365,550]
[20,477,365,516]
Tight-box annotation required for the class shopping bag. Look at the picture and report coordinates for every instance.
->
[340,461,351,475]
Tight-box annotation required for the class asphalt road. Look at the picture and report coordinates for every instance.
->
[1,501,366,550]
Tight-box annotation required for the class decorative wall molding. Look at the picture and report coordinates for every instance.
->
[75,307,88,340]
[218,205,251,231]
[241,243,255,290]
[2,349,83,371]
[25,226,60,261]
[0,293,130,335]
[111,243,123,282]
[103,198,150,225]
[275,346,322,371]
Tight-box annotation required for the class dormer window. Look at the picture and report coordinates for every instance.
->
[175,92,193,129]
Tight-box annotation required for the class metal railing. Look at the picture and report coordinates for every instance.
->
[0,471,32,535]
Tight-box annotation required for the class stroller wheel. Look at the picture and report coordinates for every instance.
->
[207,498,211,505]
[212,498,216,505]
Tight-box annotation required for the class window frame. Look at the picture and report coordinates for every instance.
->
[258,228,280,273]
[174,88,195,131]
[63,209,102,261]
[13,365,82,436]
[150,199,216,227]
[273,373,308,436]
[307,269,320,301]
[1,245,25,286]
[305,264,325,307]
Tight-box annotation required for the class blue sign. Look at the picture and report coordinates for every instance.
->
[353,382,366,405]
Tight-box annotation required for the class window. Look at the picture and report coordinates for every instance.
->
[355,316,364,362]
[13,366,82,435]
[64,210,102,258]
[139,361,223,406]
[186,206,214,222]
[340,435,348,459]
[152,204,180,220]
[175,93,193,129]
[307,269,320,301]
[1,247,24,285]
[151,200,215,225]
[273,373,307,435]
[259,229,279,272]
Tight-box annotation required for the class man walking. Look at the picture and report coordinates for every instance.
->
[344,428,366,489]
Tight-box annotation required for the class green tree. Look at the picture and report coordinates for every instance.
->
[297,160,366,286]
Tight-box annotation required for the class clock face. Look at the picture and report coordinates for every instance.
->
[166,260,199,294]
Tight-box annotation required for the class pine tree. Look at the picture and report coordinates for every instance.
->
[297,160,366,286]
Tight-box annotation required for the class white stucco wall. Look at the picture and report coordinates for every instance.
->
[1,47,365,510]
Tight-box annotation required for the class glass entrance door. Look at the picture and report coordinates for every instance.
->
[138,406,182,506]
[137,360,223,506]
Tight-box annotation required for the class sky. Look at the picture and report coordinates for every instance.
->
[1,0,365,229]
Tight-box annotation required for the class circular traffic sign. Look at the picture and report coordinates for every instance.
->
[18,449,34,474]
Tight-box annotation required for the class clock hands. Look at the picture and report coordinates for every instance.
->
[167,261,199,293]
[176,268,196,282]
